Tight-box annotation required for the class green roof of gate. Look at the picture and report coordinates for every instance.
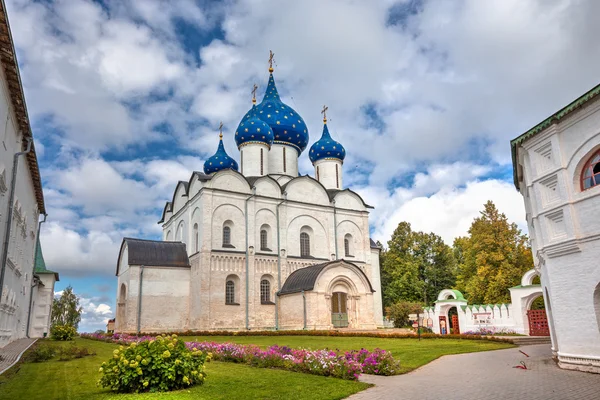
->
[511,82,600,188]
[33,238,59,281]
[450,290,465,300]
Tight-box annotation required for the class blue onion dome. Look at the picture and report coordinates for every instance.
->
[235,103,274,149]
[309,118,346,164]
[255,71,309,154]
[204,132,239,174]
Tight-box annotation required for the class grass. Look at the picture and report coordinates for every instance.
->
[0,339,370,400]
[180,335,515,373]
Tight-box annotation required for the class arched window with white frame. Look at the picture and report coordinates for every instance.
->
[581,149,600,190]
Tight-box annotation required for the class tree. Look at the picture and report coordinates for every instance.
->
[51,285,83,330]
[455,201,533,304]
[381,222,456,307]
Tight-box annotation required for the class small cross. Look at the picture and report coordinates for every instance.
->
[251,84,258,103]
[268,50,275,71]
[219,122,223,139]
[321,105,328,122]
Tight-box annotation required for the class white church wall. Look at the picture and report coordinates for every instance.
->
[268,144,298,177]
[284,178,330,206]
[314,159,342,190]
[331,191,366,211]
[516,99,600,372]
[253,177,281,198]
[127,265,190,333]
[240,144,269,176]
[211,202,245,250]
[286,214,330,259]
[188,174,204,198]
[208,170,251,194]
[0,63,41,348]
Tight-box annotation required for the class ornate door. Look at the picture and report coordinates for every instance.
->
[451,314,460,334]
[331,292,348,328]
[527,309,549,336]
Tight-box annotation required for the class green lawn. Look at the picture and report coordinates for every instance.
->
[0,339,370,400]
[180,335,515,373]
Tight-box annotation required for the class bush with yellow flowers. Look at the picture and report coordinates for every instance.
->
[97,334,207,393]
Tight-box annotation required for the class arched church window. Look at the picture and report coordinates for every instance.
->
[336,164,339,188]
[193,223,199,253]
[260,229,268,251]
[223,226,231,247]
[317,166,320,181]
[344,234,352,257]
[260,279,271,304]
[582,150,600,190]
[283,147,287,173]
[300,232,310,257]
[226,280,235,304]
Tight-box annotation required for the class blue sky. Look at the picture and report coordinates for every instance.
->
[6,0,600,332]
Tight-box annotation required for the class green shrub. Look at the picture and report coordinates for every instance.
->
[58,343,96,361]
[25,344,56,362]
[50,324,78,341]
[385,301,424,328]
[98,334,207,393]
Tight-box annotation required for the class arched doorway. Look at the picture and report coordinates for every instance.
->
[526,294,549,336]
[117,284,127,331]
[331,292,348,328]
[448,306,460,334]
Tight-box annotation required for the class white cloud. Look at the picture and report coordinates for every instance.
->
[368,178,527,246]
[6,0,600,283]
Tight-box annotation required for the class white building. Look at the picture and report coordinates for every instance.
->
[422,269,544,336]
[116,62,384,332]
[0,3,56,348]
[512,82,600,373]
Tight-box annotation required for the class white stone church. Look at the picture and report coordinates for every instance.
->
[115,61,384,333]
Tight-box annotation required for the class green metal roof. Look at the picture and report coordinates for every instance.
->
[33,238,59,281]
[510,284,541,289]
[510,82,600,188]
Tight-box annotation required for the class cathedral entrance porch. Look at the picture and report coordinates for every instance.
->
[331,292,349,328]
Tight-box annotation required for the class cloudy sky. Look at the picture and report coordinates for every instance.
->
[7,0,600,332]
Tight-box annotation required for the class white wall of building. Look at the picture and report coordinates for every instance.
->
[0,56,44,348]
[314,159,343,190]
[515,97,600,373]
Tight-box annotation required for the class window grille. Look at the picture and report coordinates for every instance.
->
[260,229,268,250]
[300,232,310,257]
[223,226,231,246]
[260,279,271,303]
[226,280,235,304]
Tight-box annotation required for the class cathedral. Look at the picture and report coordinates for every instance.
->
[115,56,384,332]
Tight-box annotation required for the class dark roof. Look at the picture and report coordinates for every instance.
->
[511,82,600,188]
[0,4,45,213]
[191,171,212,182]
[327,188,373,209]
[369,238,381,249]
[116,238,190,275]
[278,260,374,295]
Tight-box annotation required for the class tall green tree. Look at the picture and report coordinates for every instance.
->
[51,285,83,329]
[381,222,456,307]
[455,201,533,304]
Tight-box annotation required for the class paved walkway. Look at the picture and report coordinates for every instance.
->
[0,338,36,375]
[349,345,600,400]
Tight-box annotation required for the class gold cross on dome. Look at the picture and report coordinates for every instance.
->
[268,50,275,72]
[219,121,223,139]
[251,84,258,103]
[321,105,328,123]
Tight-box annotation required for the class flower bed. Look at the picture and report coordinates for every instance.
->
[82,329,514,343]
[81,333,401,380]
